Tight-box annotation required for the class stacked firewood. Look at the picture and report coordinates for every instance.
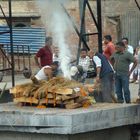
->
[10,77,96,109]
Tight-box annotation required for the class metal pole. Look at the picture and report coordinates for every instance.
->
[79,0,86,36]
[77,0,87,65]
[86,0,99,31]
[135,0,140,11]
[97,0,102,53]
[61,4,89,50]
[9,0,15,87]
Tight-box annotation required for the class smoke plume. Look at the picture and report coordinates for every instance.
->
[36,0,73,79]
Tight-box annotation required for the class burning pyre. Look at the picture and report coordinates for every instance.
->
[10,77,96,109]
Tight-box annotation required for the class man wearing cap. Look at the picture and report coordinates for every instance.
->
[110,42,137,103]
[34,37,53,69]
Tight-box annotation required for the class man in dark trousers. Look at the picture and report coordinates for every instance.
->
[34,37,53,69]
[88,49,115,103]
[110,42,137,103]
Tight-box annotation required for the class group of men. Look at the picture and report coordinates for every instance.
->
[32,37,59,82]
[33,35,138,104]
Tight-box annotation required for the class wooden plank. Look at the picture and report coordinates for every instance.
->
[56,95,62,100]
[48,88,74,95]
[9,84,30,94]
[65,103,82,109]
[61,94,79,101]
[39,98,48,105]
[14,97,38,104]
[47,93,54,99]
[39,98,62,105]
[63,99,74,105]
[75,96,89,104]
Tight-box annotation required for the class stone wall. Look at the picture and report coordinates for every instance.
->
[0,0,139,53]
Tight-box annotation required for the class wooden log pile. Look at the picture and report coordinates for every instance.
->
[10,77,96,109]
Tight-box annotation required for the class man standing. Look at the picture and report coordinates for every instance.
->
[121,37,134,54]
[34,37,53,69]
[121,37,134,82]
[110,42,137,103]
[93,50,115,102]
[103,35,115,61]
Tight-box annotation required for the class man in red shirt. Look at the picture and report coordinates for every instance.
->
[103,35,115,61]
[34,37,53,69]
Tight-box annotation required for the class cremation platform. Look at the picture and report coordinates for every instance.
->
[0,103,139,140]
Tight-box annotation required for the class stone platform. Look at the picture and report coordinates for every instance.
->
[0,75,140,139]
[0,103,139,140]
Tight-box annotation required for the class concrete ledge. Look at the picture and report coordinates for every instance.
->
[0,103,139,134]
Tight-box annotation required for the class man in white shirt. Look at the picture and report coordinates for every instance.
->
[79,48,90,71]
[88,49,114,102]
[70,65,84,82]
[78,48,90,82]
[31,61,59,84]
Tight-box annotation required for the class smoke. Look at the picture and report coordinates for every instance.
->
[36,0,73,79]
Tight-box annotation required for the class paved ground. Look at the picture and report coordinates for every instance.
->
[129,82,139,101]
[0,74,31,90]
[0,74,139,102]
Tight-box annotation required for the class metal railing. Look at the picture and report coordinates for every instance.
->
[0,44,32,81]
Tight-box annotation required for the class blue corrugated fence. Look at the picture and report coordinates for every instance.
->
[0,26,46,54]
